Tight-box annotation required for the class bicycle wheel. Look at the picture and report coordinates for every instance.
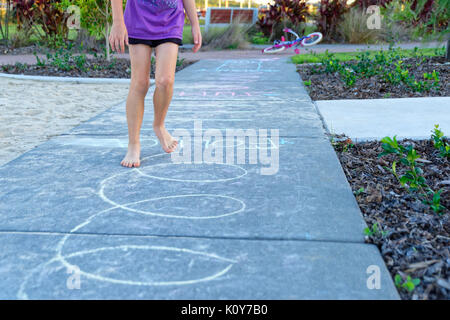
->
[262,45,286,54]
[301,32,323,47]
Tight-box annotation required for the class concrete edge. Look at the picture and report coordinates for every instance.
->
[315,96,450,103]
[0,72,131,84]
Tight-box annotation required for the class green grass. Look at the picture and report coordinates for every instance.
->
[1,23,94,43]
[292,48,445,64]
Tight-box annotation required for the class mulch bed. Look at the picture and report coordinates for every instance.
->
[332,134,449,300]
[297,56,450,100]
[1,57,197,78]
[0,43,41,55]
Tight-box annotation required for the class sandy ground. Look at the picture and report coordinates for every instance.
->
[0,78,130,166]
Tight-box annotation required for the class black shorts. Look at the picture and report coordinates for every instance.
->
[128,37,183,48]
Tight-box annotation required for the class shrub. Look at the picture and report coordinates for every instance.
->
[0,0,12,44]
[11,0,70,47]
[202,17,252,50]
[338,7,380,43]
[256,0,309,39]
[63,0,114,60]
[317,0,349,41]
[381,0,449,38]
[33,0,68,38]
[353,0,394,8]
[12,0,34,28]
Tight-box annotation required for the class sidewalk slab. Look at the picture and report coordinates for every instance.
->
[1,233,398,299]
[316,97,450,141]
[154,80,309,101]
[67,100,325,137]
[174,57,302,83]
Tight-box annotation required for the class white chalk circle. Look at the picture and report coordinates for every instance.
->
[208,138,278,150]
[99,193,246,219]
[135,162,247,183]
[58,245,236,286]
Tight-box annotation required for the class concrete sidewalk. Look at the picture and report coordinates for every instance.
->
[0,58,399,299]
[316,97,450,141]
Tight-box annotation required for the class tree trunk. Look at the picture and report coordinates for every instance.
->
[105,23,111,61]
[105,2,111,61]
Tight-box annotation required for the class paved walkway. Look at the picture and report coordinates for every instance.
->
[0,58,399,299]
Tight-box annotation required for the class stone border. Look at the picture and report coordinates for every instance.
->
[0,72,131,84]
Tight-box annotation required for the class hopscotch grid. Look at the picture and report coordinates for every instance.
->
[15,58,305,298]
[18,151,248,297]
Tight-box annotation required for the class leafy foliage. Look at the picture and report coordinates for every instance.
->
[395,274,420,292]
[10,0,70,47]
[256,0,309,38]
[382,0,449,37]
[431,124,450,158]
[310,47,444,92]
[316,0,348,41]
[378,134,446,215]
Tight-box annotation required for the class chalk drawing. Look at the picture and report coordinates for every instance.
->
[18,156,247,298]
[16,59,295,297]
[133,162,247,183]
[215,59,280,73]
[57,245,237,286]
[175,90,280,98]
[98,192,246,219]
[207,137,278,150]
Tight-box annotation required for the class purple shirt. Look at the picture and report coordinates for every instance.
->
[124,0,185,40]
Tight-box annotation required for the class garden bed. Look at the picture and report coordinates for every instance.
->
[332,134,449,300]
[1,57,197,79]
[297,54,449,100]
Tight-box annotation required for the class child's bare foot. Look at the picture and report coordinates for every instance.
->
[153,126,178,153]
[121,142,141,167]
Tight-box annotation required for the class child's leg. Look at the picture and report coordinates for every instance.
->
[153,42,179,153]
[121,44,152,168]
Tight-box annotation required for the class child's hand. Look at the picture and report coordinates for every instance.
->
[109,22,129,54]
[191,25,202,53]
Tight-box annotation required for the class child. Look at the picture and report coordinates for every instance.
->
[109,0,202,167]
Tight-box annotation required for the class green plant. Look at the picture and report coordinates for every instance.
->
[256,0,309,38]
[317,0,349,41]
[354,186,365,195]
[395,274,420,292]
[308,47,443,93]
[303,79,311,86]
[34,43,88,71]
[381,0,449,40]
[378,135,446,215]
[0,0,12,44]
[338,7,380,44]
[176,57,185,67]
[251,31,270,45]
[64,0,114,60]
[364,222,387,237]
[202,17,252,50]
[431,124,450,157]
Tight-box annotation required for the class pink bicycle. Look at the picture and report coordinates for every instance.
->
[262,28,323,54]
